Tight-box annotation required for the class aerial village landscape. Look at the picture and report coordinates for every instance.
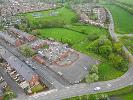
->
[0,0,133,100]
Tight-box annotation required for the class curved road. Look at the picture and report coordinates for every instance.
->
[14,8,133,100]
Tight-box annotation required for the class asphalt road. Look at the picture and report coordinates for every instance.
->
[13,8,133,100]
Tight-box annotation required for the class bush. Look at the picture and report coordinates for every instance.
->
[86,73,99,83]
[71,15,80,23]
[113,42,123,54]
[19,46,36,57]
[109,53,128,72]
[99,45,112,57]
[89,65,98,74]
[87,34,99,41]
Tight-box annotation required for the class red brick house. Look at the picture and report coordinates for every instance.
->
[32,55,45,65]
[29,75,40,87]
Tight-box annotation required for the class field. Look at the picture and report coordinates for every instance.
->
[98,62,124,81]
[24,7,77,25]
[115,0,133,5]
[119,93,133,100]
[105,5,133,34]
[38,28,86,44]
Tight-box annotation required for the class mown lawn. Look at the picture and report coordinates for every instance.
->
[37,28,86,44]
[105,5,133,34]
[24,7,77,25]
[98,62,124,81]
[67,24,107,36]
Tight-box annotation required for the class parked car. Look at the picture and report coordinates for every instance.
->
[94,87,101,91]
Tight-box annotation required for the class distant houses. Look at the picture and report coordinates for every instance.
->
[72,4,107,28]
[0,1,58,17]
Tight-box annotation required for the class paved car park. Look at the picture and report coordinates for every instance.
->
[49,52,98,84]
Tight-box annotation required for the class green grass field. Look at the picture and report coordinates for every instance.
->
[115,0,133,5]
[68,24,107,36]
[98,62,124,81]
[38,28,86,44]
[24,7,77,25]
[119,93,133,100]
[106,5,133,34]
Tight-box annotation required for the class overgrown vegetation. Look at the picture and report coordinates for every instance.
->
[3,86,16,100]
[120,36,133,55]
[19,45,36,57]
[31,84,45,93]
[88,35,128,72]
[85,65,99,83]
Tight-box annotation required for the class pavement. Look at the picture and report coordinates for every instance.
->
[49,52,98,84]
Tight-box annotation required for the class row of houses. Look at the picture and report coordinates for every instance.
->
[93,7,107,23]
[72,4,107,27]
[80,12,104,27]
[0,45,40,94]
[0,1,58,17]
